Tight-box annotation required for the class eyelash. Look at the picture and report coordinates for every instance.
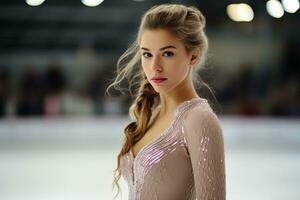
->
[142,51,174,58]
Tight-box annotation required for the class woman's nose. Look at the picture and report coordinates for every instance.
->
[151,56,163,71]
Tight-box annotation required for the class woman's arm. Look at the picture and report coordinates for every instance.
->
[183,108,226,200]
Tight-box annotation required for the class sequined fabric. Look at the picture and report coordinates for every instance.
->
[120,98,226,200]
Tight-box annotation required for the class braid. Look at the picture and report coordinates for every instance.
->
[112,78,158,199]
[124,78,157,153]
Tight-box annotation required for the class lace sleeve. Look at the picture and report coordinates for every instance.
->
[183,108,226,200]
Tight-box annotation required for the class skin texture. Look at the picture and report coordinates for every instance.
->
[139,28,201,116]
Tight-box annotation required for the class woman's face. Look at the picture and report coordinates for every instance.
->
[140,28,196,94]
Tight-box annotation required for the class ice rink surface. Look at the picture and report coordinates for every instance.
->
[0,115,299,200]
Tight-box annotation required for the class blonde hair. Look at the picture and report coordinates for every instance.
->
[106,4,213,199]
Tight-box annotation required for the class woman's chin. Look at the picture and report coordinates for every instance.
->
[153,87,171,94]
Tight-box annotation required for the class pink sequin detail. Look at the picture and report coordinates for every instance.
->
[123,98,208,200]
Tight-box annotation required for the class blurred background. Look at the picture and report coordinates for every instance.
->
[0,0,299,199]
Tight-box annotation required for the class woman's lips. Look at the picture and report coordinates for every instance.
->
[151,78,167,84]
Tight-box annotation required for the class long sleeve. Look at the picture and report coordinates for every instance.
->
[183,108,226,200]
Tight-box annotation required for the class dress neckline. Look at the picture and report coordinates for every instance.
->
[130,97,207,159]
[128,97,208,185]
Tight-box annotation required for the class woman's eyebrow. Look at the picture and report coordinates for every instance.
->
[140,45,177,51]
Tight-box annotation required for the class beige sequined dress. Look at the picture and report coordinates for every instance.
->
[120,97,226,200]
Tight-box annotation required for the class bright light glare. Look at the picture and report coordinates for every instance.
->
[227,3,254,22]
[26,0,45,6]
[266,0,284,18]
[282,0,300,13]
[81,0,104,7]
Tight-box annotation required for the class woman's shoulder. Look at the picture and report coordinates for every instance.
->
[183,99,222,132]
[184,97,214,117]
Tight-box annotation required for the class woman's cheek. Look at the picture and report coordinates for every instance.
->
[142,61,149,74]
[170,61,185,74]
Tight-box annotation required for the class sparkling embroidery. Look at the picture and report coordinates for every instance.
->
[133,98,206,199]
[119,97,226,200]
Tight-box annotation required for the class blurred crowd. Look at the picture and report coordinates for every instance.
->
[0,40,299,118]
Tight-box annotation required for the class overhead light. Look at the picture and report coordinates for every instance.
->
[26,0,45,6]
[282,0,300,13]
[266,0,284,18]
[81,0,104,7]
[227,3,254,22]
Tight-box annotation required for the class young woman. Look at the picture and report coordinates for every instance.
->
[107,4,226,200]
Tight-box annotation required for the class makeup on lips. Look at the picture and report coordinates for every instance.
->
[151,76,168,84]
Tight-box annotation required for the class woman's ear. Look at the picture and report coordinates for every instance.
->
[190,48,201,65]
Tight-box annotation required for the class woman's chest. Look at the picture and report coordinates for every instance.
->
[122,143,194,200]
[132,115,173,158]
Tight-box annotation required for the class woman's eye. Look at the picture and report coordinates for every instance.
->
[142,52,152,58]
[163,51,174,57]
